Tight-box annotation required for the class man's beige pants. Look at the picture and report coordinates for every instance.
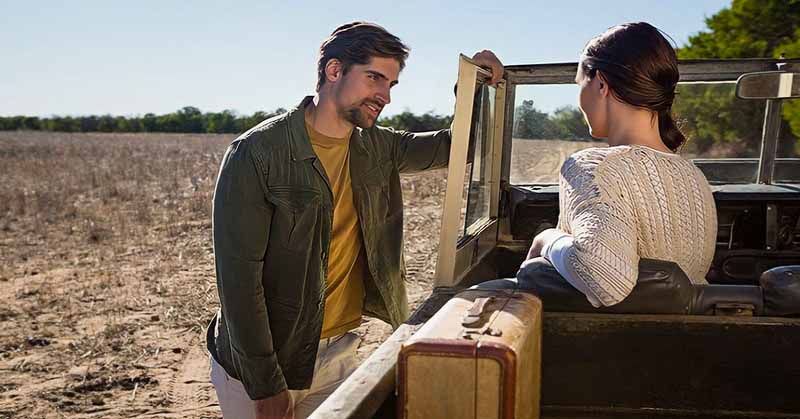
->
[210,332,360,419]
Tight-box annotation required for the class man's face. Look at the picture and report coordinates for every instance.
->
[332,57,400,129]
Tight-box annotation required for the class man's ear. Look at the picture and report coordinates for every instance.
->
[325,59,343,84]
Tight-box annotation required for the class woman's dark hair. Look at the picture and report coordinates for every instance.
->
[317,22,410,92]
[580,22,685,151]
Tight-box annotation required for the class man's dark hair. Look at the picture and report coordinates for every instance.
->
[316,22,410,91]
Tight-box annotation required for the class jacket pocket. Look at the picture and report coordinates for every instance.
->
[267,186,321,252]
[361,162,393,218]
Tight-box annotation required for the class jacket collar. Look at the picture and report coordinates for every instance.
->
[287,96,316,161]
[287,96,370,161]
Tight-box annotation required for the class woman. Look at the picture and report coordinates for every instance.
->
[525,22,717,307]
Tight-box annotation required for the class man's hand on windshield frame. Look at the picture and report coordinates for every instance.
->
[471,50,504,86]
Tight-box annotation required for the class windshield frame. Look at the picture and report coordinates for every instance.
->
[502,58,800,187]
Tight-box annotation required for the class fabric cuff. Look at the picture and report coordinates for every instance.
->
[539,229,572,261]
[541,231,604,308]
[231,347,287,400]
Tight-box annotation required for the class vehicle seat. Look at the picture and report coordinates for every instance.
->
[761,265,800,316]
[689,284,763,315]
[495,258,695,314]
[500,258,793,316]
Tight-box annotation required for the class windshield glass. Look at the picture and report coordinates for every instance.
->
[777,99,800,177]
[510,84,600,185]
[457,82,496,242]
[463,83,495,233]
[510,81,800,185]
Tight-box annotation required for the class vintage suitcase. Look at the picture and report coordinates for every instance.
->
[397,288,542,419]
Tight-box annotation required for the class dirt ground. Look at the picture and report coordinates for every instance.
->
[0,131,448,418]
[509,138,604,184]
[0,132,593,418]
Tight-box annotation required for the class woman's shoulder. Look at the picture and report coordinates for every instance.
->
[566,145,689,170]
[571,145,634,159]
[564,145,712,191]
[562,146,634,174]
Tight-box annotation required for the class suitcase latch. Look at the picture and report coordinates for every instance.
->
[461,297,504,339]
[461,326,503,340]
[461,297,495,327]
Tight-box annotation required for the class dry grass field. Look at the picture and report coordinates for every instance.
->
[0,131,589,418]
[509,138,605,185]
[0,131,447,418]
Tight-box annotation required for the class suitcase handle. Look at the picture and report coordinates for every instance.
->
[462,297,494,327]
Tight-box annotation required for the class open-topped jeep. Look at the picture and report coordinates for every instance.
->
[311,56,800,419]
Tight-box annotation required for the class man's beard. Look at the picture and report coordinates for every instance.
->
[342,101,381,129]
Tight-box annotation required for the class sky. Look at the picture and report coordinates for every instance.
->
[0,0,731,118]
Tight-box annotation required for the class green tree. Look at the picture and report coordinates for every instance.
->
[177,106,204,132]
[550,106,591,140]
[207,110,239,133]
[126,118,142,132]
[674,84,766,156]
[115,116,133,132]
[676,0,800,156]
[679,0,800,59]
[46,116,78,132]
[513,100,563,139]
[157,112,181,132]
[379,111,453,131]
[97,115,116,132]
[141,113,158,132]
[79,115,99,132]
[774,31,800,146]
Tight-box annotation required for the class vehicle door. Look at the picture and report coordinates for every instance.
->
[434,54,506,287]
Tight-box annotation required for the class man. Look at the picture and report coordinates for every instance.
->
[207,22,502,419]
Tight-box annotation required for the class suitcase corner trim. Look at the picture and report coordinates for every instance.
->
[477,340,517,419]
[397,338,477,419]
[396,338,518,419]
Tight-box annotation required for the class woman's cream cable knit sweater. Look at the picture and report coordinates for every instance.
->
[538,145,717,307]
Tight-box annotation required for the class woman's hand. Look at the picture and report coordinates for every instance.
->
[526,228,558,260]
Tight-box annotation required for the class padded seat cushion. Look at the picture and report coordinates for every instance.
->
[690,284,763,315]
[486,257,695,314]
[480,258,769,316]
[760,266,800,316]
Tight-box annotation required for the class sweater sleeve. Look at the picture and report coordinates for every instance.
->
[544,152,640,307]
[538,229,602,307]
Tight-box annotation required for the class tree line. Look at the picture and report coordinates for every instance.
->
[0,107,284,134]
[513,102,591,140]
[0,100,595,142]
[0,107,455,134]
[3,0,798,157]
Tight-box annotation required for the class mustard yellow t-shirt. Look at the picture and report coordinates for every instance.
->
[307,122,368,338]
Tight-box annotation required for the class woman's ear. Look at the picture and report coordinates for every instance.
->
[595,70,611,97]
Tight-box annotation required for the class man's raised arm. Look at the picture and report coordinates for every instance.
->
[388,50,504,173]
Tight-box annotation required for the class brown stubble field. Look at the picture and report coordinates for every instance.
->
[0,131,446,418]
[0,131,588,418]
[1,131,229,418]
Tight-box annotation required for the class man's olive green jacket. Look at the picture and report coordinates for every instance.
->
[207,96,452,400]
